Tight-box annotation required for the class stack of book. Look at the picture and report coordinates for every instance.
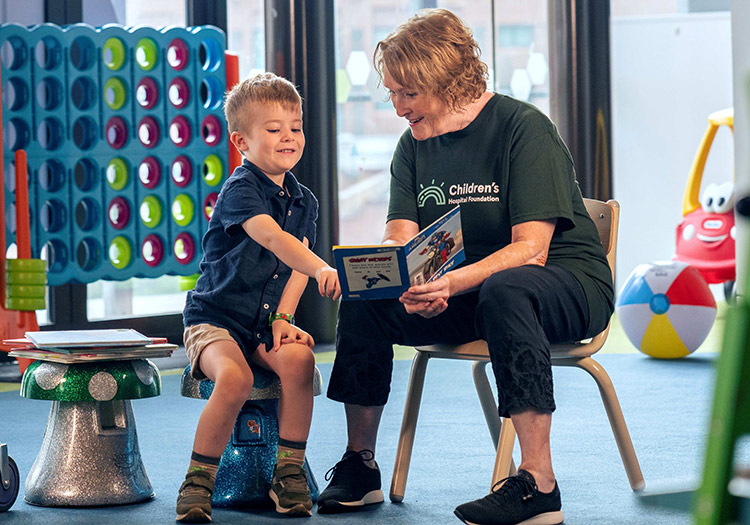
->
[2,329,177,364]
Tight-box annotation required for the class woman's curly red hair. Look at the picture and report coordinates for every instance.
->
[373,8,489,111]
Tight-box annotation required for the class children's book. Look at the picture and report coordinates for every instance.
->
[9,343,177,364]
[333,205,465,300]
[23,329,154,349]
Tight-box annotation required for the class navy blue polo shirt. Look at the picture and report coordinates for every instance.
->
[183,159,318,356]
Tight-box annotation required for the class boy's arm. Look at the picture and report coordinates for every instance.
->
[243,213,340,299]
[243,214,329,279]
[270,239,313,351]
[276,238,311,317]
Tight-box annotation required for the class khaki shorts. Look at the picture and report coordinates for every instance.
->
[183,323,239,380]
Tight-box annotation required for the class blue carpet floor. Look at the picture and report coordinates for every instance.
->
[0,352,722,524]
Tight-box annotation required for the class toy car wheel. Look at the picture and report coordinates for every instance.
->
[724,280,736,305]
[0,456,20,512]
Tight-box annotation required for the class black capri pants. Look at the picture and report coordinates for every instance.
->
[327,264,604,418]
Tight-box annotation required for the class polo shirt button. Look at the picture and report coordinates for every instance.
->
[263,303,269,309]
[256,333,261,338]
[273,274,279,279]
[288,210,292,216]
[279,191,285,196]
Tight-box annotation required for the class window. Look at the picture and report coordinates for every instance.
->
[123,0,186,27]
[227,0,265,80]
[497,24,534,48]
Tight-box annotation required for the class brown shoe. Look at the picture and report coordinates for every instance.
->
[268,463,313,517]
[176,470,215,523]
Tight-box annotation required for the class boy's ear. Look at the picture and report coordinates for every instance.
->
[230,131,248,153]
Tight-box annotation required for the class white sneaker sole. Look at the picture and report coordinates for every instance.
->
[334,489,385,507]
[462,510,564,525]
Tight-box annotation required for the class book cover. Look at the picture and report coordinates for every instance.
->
[333,206,465,300]
[24,329,153,349]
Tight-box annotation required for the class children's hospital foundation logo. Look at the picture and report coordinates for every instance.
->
[417,179,501,207]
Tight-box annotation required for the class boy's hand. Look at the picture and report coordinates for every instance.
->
[315,267,341,300]
[270,320,315,352]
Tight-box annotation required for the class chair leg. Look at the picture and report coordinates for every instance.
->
[492,417,516,486]
[390,351,431,503]
[472,361,502,447]
[472,361,516,487]
[563,356,645,491]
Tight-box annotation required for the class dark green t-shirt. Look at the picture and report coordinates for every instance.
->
[387,93,614,332]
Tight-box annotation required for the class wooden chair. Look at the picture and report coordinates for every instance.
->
[389,199,645,503]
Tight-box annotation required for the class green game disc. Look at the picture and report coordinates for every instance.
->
[5,297,46,311]
[135,38,158,70]
[6,258,46,272]
[178,274,199,291]
[202,154,223,186]
[139,195,163,228]
[109,236,132,269]
[171,194,194,226]
[6,284,45,298]
[5,271,47,285]
[106,158,129,190]
[102,37,126,71]
[103,77,127,110]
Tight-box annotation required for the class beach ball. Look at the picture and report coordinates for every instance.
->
[616,261,716,359]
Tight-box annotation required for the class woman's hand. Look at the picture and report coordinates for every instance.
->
[271,320,315,352]
[399,275,451,318]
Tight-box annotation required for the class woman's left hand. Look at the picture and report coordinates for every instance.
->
[399,275,451,318]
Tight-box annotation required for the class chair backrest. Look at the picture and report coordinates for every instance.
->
[550,198,620,357]
[582,198,619,280]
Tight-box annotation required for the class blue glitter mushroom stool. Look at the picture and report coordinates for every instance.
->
[180,364,322,508]
[20,359,160,506]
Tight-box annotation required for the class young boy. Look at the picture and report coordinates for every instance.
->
[177,72,340,522]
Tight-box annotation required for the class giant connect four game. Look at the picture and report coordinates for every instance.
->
[0,22,239,286]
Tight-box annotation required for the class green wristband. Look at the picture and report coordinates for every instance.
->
[269,312,295,326]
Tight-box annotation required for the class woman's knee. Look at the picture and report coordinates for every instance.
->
[478,270,535,315]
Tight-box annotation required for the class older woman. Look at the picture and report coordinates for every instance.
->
[318,9,613,525]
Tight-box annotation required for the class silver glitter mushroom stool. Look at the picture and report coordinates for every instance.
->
[180,364,322,508]
[21,359,160,506]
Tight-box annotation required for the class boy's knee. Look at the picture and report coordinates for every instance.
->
[214,366,254,402]
[277,344,315,383]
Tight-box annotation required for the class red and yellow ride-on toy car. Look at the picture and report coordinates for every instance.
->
[674,108,736,300]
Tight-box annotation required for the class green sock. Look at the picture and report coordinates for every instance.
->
[277,438,306,468]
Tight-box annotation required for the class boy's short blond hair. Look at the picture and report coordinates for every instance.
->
[374,8,488,111]
[224,72,302,134]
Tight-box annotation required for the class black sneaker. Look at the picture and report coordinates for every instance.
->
[317,450,384,514]
[454,469,563,525]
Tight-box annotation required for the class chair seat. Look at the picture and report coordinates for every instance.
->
[414,340,492,360]
[417,323,611,362]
